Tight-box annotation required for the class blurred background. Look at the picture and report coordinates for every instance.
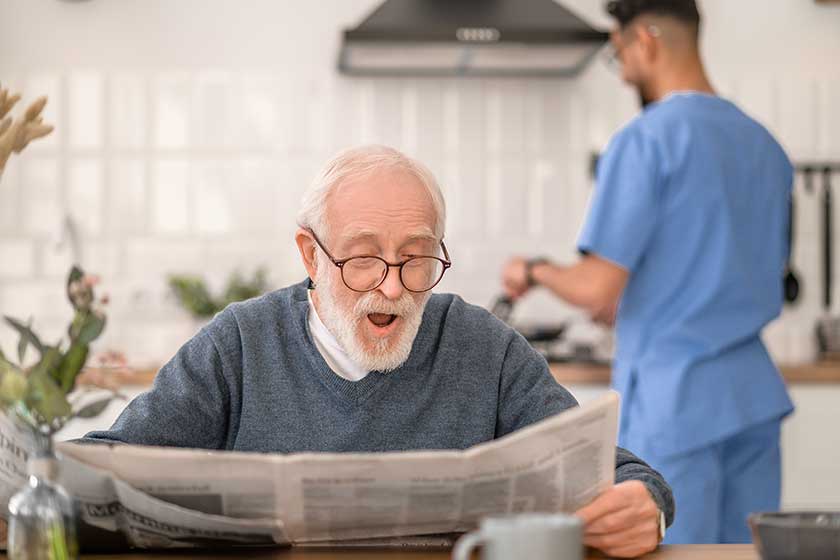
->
[1,0,839,506]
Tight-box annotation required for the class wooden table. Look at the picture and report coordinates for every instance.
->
[0,545,753,559]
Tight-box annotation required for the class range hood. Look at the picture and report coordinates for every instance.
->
[338,0,609,77]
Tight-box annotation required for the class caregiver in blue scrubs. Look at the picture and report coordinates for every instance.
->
[502,0,794,545]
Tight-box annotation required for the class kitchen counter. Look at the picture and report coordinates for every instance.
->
[78,361,840,389]
[548,361,840,385]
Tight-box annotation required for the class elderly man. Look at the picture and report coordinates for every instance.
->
[85,145,674,558]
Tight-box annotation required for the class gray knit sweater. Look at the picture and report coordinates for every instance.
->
[84,280,674,525]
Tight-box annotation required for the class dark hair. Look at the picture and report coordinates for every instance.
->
[605,0,701,29]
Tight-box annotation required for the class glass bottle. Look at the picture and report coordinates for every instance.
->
[7,433,79,560]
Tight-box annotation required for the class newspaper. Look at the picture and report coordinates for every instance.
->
[0,391,619,549]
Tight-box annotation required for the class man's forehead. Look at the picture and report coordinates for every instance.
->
[324,168,438,240]
[338,227,437,243]
[331,168,426,198]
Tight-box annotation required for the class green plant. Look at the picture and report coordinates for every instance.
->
[0,266,120,435]
[168,268,269,319]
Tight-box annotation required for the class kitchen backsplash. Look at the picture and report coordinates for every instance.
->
[1,0,839,367]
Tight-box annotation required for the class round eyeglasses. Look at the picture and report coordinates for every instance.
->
[308,230,451,293]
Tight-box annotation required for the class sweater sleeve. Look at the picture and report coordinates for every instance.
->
[616,446,676,527]
[81,320,236,450]
[496,331,674,526]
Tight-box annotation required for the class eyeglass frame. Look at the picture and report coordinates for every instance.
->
[305,228,452,293]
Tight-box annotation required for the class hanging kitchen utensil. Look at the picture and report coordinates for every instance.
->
[822,166,832,312]
[814,167,840,357]
[783,184,800,304]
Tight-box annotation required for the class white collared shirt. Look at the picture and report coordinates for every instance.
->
[307,290,370,382]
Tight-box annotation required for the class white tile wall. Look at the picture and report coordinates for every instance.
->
[1,0,839,367]
[150,160,190,235]
[0,240,35,281]
[20,157,62,236]
[68,72,104,150]
[67,158,104,236]
[107,158,147,234]
[0,158,20,232]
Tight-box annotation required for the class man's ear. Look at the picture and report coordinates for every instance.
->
[638,26,659,62]
[295,228,318,283]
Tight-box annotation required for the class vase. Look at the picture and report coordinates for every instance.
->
[7,432,79,560]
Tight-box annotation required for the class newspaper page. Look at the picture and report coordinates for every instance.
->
[0,411,34,514]
[1,391,619,548]
[0,408,287,548]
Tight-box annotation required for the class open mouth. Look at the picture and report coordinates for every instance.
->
[367,313,397,328]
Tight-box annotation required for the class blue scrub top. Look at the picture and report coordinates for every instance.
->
[578,92,794,457]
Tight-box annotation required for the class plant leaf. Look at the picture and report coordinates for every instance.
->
[78,312,106,345]
[55,342,89,393]
[74,396,113,419]
[11,402,39,432]
[66,265,85,309]
[0,366,27,405]
[222,267,269,308]
[24,370,72,425]
[39,346,63,372]
[4,315,45,362]
[169,275,219,318]
[0,345,13,370]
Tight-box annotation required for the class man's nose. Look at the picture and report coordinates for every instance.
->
[377,266,405,300]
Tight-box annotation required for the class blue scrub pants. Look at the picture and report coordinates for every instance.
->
[621,419,782,544]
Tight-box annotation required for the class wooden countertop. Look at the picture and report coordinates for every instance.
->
[77,361,840,390]
[0,545,758,559]
[548,361,840,385]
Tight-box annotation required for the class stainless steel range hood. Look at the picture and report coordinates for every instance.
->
[338,0,609,77]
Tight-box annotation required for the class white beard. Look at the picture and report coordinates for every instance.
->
[314,256,429,373]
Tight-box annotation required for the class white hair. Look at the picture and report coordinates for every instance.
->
[297,145,447,240]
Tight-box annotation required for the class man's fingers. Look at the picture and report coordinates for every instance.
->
[0,117,10,137]
[502,282,526,301]
[575,493,620,525]
[501,258,534,302]
[580,483,662,559]
[584,517,659,552]
[576,481,653,525]
[583,506,638,536]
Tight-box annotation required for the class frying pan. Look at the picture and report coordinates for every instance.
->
[490,295,568,343]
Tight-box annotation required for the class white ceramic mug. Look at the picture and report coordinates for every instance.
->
[452,513,583,560]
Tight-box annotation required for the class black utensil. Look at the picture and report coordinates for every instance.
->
[490,295,515,324]
[783,188,800,304]
[823,167,833,312]
[815,168,840,356]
